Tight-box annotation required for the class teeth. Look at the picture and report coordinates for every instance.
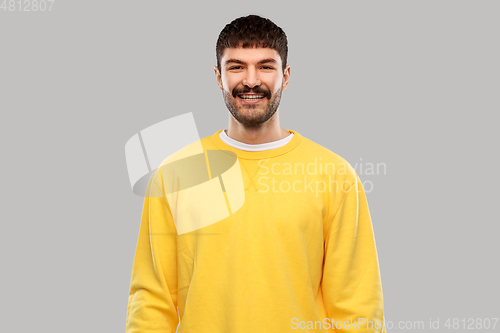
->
[240,95,264,100]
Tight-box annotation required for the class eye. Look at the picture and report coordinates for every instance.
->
[262,66,274,70]
[229,66,242,70]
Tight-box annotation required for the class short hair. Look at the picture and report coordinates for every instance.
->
[216,15,288,74]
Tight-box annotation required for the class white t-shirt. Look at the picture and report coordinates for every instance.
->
[219,129,294,151]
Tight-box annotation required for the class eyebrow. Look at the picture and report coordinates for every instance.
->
[224,58,277,67]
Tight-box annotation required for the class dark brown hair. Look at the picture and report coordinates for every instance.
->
[216,15,288,74]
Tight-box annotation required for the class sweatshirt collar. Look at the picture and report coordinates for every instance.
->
[210,129,303,160]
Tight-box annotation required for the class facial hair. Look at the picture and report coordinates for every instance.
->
[222,82,283,128]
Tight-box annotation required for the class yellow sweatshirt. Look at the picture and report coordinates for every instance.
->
[126,129,386,333]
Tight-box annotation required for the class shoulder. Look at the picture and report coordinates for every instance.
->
[299,135,355,169]
[294,132,359,188]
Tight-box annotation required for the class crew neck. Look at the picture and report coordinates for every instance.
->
[210,129,303,160]
[219,129,294,151]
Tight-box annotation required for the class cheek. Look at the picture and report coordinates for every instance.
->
[268,76,283,91]
[222,78,237,92]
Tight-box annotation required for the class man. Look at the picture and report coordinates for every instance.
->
[126,15,386,333]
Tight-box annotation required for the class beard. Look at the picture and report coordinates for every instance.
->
[222,82,283,128]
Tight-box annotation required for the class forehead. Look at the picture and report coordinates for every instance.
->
[221,47,281,66]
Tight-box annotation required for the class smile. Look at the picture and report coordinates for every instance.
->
[238,94,265,103]
[239,94,265,100]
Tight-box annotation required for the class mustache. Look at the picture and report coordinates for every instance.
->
[232,87,270,99]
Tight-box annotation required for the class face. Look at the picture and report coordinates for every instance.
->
[215,46,290,127]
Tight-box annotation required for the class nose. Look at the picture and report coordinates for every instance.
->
[242,68,261,88]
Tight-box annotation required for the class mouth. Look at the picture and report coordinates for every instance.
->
[237,93,266,103]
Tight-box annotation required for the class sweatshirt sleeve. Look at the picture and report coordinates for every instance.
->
[126,167,179,333]
[322,173,386,333]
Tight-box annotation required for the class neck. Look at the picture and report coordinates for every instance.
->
[226,110,289,144]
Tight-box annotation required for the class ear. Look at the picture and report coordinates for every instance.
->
[282,65,291,91]
[214,66,223,91]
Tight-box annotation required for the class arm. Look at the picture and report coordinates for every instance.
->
[126,168,179,333]
[322,173,386,333]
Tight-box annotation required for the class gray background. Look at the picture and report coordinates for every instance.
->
[1,0,499,332]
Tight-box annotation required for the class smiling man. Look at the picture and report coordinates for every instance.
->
[216,45,290,142]
[126,15,387,333]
